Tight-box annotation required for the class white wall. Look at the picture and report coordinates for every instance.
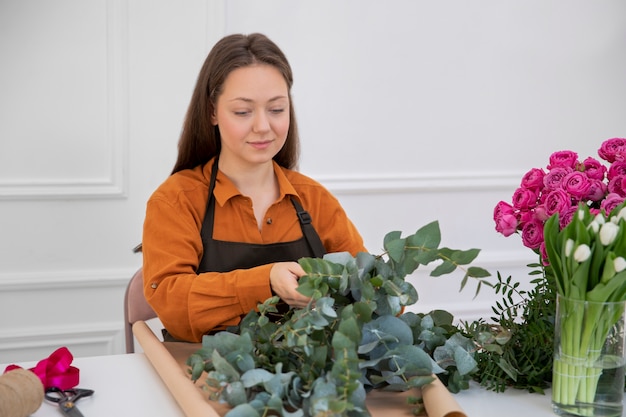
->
[1,0,625,362]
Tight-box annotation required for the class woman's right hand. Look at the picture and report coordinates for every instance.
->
[269,262,311,308]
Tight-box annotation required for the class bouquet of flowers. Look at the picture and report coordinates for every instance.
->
[544,201,626,415]
[489,137,626,414]
[493,137,626,256]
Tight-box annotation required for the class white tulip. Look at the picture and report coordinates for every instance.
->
[614,257,626,273]
[600,222,619,246]
[588,221,600,234]
[573,244,591,263]
[617,207,626,222]
[565,239,574,257]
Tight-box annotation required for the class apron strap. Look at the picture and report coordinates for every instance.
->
[290,197,326,258]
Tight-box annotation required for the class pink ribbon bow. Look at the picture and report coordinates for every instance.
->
[4,346,79,389]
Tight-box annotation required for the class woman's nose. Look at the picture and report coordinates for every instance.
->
[252,111,270,133]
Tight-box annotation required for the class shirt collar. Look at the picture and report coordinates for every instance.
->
[208,159,298,207]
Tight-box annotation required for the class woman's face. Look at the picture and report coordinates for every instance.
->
[211,64,290,168]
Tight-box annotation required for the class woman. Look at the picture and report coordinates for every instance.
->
[142,33,365,342]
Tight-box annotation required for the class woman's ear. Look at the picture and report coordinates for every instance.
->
[210,111,218,126]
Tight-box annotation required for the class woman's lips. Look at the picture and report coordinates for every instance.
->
[249,139,273,150]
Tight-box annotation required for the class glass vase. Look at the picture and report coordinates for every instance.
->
[552,294,626,417]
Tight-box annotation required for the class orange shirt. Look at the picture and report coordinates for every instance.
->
[142,158,366,342]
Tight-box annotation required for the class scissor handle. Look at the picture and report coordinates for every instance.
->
[70,388,95,401]
[45,387,95,403]
[45,387,67,403]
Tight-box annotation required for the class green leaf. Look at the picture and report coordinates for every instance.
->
[383,230,403,247]
[385,237,406,262]
[497,358,519,382]
[412,249,441,265]
[408,221,442,250]
[431,260,456,276]
[315,297,337,318]
[335,322,360,348]
[450,248,481,264]
[241,368,273,388]
[467,266,491,278]
[211,349,241,382]
[430,309,454,326]
[361,315,414,349]
[453,346,478,375]
[386,344,440,374]
[223,380,247,406]
[225,404,261,417]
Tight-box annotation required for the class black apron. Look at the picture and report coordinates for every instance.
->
[164,158,326,341]
[198,158,326,272]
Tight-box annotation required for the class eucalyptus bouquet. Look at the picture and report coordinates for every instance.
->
[187,221,491,417]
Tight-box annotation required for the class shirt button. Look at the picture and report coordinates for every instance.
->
[151,283,157,289]
[266,218,272,225]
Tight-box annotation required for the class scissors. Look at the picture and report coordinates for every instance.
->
[45,387,94,417]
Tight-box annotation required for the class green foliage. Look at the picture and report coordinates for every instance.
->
[186,221,491,416]
[461,264,556,393]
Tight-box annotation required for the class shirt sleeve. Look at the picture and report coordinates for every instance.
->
[142,196,273,342]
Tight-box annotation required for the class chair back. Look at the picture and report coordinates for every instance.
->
[124,267,157,353]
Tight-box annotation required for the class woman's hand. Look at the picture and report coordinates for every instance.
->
[269,262,311,308]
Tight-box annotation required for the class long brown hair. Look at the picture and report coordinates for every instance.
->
[171,33,300,174]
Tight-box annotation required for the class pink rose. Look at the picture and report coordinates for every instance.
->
[518,209,534,226]
[521,219,544,250]
[559,205,579,229]
[562,171,591,199]
[548,150,578,170]
[496,214,518,237]
[520,168,546,191]
[582,157,607,181]
[607,161,626,181]
[543,189,572,216]
[598,138,626,163]
[534,205,549,222]
[512,187,539,210]
[608,175,626,197]
[543,167,572,191]
[586,179,608,202]
[493,201,518,237]
[600,193,625,215]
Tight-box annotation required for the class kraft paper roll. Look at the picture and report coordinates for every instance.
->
[132,321,221,417]
[421,375,467,417]
[0,368,45,417]
[133,320,468,417]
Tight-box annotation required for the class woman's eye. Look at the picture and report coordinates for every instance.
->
[234,110,251,116]
[270,108,285,114]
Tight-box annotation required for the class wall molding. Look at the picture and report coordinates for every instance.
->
[0,322,123,362]
[0,322,121,351]
[0,268,134,291]
[315,170,522,195]
[0,0,129,200]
